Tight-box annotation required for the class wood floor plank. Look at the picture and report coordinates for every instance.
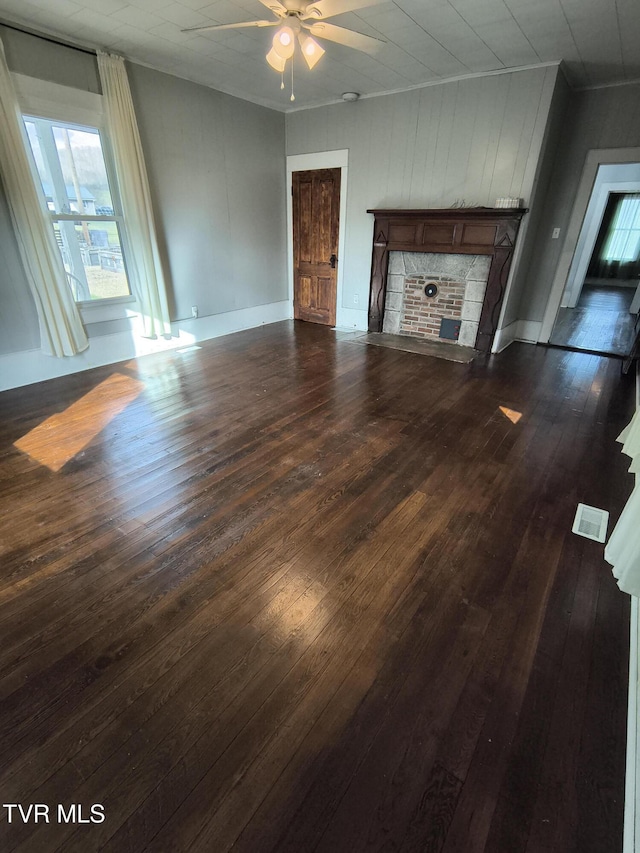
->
[0,321,632,853]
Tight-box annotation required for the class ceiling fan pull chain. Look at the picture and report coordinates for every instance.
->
[280,66,285,89]
[290,56,295,101]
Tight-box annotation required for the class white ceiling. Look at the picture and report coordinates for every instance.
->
[0,0,639,111]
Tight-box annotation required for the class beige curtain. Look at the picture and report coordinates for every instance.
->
[0,38,88,357]
[605,410,640,596]
[97,52,172,339]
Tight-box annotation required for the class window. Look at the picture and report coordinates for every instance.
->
[23,116,133,303]
[603,194,640,263]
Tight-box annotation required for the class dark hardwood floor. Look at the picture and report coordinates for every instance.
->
[0,320,633,852]
[550,282,636,356]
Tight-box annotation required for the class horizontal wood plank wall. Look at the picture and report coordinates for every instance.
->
[0,320,632,852]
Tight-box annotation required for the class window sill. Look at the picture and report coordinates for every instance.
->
[79,296,138,324]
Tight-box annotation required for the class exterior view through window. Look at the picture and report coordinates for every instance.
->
[23,117,132,303]
[603,193,640,262]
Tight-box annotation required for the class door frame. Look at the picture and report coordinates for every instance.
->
[561,178,640,311]
[287,150,348,327]
[540,147,640,342]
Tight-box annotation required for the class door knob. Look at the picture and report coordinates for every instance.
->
[330,254,337,268]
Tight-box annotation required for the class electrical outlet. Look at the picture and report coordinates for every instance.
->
[552,227,561,239]
[353,294,359,305]
[191,306,199,319]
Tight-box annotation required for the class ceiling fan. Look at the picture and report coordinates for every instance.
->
[182,0,386,100]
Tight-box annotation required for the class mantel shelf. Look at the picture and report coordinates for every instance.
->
[367,207,528,218]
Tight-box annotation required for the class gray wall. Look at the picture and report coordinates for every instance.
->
[128,64,286,322]
[499,69,572,328]
[0,173,40,353]
[0,28,287,356]
[286,65,559,320]
[519,82,640,323]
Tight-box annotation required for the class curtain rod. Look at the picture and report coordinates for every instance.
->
[0,20,97,58]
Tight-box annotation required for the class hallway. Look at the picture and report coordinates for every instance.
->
[550,282,636,356]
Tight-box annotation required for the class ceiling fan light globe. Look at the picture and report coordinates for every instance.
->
[266,46,287,71]
[299,34,325,69]
[273,26,295,59]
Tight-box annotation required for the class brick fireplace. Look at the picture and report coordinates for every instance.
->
[367,208,527,352]
[383,252,491,347]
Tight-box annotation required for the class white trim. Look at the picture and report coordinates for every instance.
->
[540,148,640,343]
[334,306,368,332]
[492,233,530,353]
[286,150,350,328]
[516,319,542,343]
[562,179,640,309]
[286,61,563,114]
[492,319,542,353]
[578,77,640,93]
[0,301,291,391]
[492,320,518,353]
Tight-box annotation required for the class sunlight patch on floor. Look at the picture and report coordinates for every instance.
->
[499,405,523,424]
[14,373,145,472]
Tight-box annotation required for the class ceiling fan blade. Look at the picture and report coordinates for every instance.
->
[307,22,385,54]
[182,19,278,33]
[256,0,287,16]
[302,0,386,20]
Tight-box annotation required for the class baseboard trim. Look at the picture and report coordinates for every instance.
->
[492,319,542,353]
[492,321,518,353]
[336,305,368,331]
[516,320,543,343]
[0,301,293,392]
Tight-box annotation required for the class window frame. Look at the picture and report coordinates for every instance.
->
[23,114,136,308]
[12,73,138,320]
[603,194,640,263]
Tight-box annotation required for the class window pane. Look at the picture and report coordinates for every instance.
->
[23,115,132,303]
[52,125,113,215]
[604,195,640,262]
[24,117,114,216]
[54,220,131,301]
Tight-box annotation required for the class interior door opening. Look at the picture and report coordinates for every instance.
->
[549,165,640,357]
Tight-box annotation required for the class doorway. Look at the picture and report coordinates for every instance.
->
[292,168,341,326]
[286,150,349,329]
[548,166,640,356]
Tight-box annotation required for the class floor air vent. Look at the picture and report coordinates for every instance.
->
[572,503,609,543]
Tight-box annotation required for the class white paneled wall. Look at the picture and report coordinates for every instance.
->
[286,65,560,324]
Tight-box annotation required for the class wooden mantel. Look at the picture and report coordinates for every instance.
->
[367,207,527,352]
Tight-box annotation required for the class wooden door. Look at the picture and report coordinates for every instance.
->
[292,168,341,326]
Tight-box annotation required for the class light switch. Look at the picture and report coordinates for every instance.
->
[552,227,561,239]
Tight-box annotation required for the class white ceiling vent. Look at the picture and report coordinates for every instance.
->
[572,503,609,543]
